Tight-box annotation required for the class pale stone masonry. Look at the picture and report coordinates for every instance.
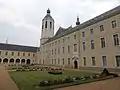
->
[39,6,120,70]
[0,6,120,71]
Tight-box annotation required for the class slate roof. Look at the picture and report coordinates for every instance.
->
[0,43,38,52]
[42,5,120,45]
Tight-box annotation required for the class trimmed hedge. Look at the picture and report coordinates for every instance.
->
[48,70,62,75]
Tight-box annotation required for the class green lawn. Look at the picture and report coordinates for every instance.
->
[9,70,96,90]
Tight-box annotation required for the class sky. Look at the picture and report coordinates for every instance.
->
[0,0,120,47]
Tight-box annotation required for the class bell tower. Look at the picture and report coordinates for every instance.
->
[40,9,54,45]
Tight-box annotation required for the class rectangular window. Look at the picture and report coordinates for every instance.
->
[83,42,85,51]
[28,53,30,56]
[101,38,105,48]
[58,59,60,64]
[112,20,117,28]
[54,59,56,64]
[33,54,35,57]
[92,57,96,66]
[100,25,104,31]
[68,46,70,53]
[62,47,64,53]
[58,40,60,44]
[63,59,64,64]
[6,52,8,56]
[113,34,119,46]
[116,56,120,67]
[68,58,70,65]
[91,40,95,49]
[74,44,77,52]
[55,49,56,55]
[82,32,85,37]
[52,59,53,64]
[90,29,93,34]
[18,52,20,56]
[58,47,60,54]
[63,39,65,43]
[12,52,14,56]
[102,56,107,67]
[83,57,86,66]
[23,53,25,56]
[52,49,53,55]
[74,35,76,39]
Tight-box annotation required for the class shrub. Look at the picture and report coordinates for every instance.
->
[48,70,62,75]
[75,77,81,80]
[109,73,118,77]
[100,68,110,76]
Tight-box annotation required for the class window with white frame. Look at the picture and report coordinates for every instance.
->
[116,56,120,67]
[83,42,85,51]
[113,34,119,46]
[102,56,107,67]
[92,57,96,66]
[100,37,106,48]
[91,40,95,49]
[83,57,86,66]
[111,20,117,28]
[100,25,104,32]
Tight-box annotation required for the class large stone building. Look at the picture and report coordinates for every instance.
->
[39,5,120,71]
[0,5,120,71]
[0,43,38,64]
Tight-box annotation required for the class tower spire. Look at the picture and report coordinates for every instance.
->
[76,16,80,25]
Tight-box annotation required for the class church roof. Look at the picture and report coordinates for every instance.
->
[0,43,38,52]
[42,5,120,45]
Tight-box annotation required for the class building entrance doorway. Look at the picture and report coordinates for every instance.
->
[74,60,78,69]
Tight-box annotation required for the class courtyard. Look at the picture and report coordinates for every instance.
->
[0,65,119,90]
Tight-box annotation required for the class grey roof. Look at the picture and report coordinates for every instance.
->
[0,43,38,52]
[55,27,65,36]
[43,5,120,45]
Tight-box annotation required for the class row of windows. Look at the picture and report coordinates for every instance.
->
[83,55,120,67]
[44,20,117,49]
[44,35,77,49]
[41,58,71,65]
[82,20,117,37]
[0,51,35,57]
[47,44,77,55]
[42,21,52,29]
[82,34,119,51]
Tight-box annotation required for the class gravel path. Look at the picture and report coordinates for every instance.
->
[0,65,19,90]
[55,77,120,90]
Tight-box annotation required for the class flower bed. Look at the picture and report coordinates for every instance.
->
[39,68,118,87]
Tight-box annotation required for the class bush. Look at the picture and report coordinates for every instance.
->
[100,68,110,76]
[48,70,62,75]
[109,73,118,77]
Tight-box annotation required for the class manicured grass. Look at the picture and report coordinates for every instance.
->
[9,70,96,90]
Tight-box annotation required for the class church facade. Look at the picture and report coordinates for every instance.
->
[39,6,120,71]
[0,6,120,71]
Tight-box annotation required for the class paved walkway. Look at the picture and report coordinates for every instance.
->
[55,77,120,90]
[0,65,19,90]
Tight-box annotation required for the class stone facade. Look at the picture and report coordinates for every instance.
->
[0,43,37,65]
[39,6,120,70]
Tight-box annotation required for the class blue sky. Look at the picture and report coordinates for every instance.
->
[0,0,120,47]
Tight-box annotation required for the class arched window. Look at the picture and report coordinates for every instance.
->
[45,21,47,28]
[50,22,52,29]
